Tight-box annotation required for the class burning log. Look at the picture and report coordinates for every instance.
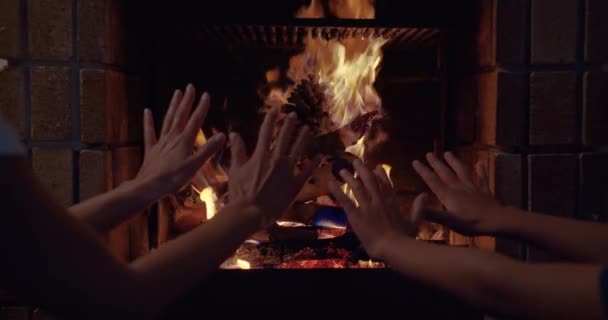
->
[311,111,378,156]
[280,202,320,224]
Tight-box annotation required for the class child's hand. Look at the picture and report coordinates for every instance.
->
[328,159,422,259]
[135,85,225,197]
[412,152,503,236]
[227,108,320,228]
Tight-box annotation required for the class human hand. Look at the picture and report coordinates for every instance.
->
[135,84,226,197]
[328,160,423,259]
[227,108,321,228]
[411,152,503,236]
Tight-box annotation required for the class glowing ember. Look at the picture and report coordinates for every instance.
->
[276,259,347,269]
[358,259,385,268]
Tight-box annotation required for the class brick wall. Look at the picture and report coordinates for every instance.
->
[451,0,608,261]
[0,0,147,316]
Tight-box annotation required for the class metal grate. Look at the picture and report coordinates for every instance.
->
[197,24,439,49]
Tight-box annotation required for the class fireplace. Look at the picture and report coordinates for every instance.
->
[146,0,451,270]
[0,0,607,318]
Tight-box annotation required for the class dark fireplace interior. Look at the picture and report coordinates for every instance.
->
[135,0,479,268]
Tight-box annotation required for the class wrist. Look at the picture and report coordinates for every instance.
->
[119,176,165,207]
[491,205,527,236]
[375,232,413,261]
[222,200,269,230]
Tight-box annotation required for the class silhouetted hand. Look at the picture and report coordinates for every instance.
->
[135,84,226,196]
[228,108,320,228]
[411,152,502,236]
[328,159,423,259]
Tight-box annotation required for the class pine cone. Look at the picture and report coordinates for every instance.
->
[284,77,335,135]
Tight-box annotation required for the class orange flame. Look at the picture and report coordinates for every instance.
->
[199,187,218,220]
[236,259,251,269]
[288,0,386,128]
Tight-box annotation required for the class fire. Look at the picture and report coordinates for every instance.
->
[381,164,393,187]
[265,88,289,109]
[296,0,324,18]
[236,259,251,269]
[199,187,218,220]
[193,128,223,221]
[287,0,388,206]
[346,136,366,159]
[287,0,386,128]
[195,128,206,146]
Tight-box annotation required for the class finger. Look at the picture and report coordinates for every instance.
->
[476,160,491,194]
[183,92,210,141]
[272,112,297,163]
[171,84,196,133]
[143,109,157,154]
[288,126,310,167]
[412,160,449,201]
[426,153,459,187]
[253,108,278,159]
[339,169,369,205]
[161,89,183,136]
[421,207,470,234]
[374,165,399,208]
[443,152,474,189]
[328,180,358,218]
[373,166,392,189]
[181,133,227,175]
[353,159,381,200]
[410,193,429,227]
[229,132,248,170]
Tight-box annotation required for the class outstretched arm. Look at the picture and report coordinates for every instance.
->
[68,178,159,234]
[329,160,606,319]
[494,206,608,263]
[413,152,608,263]
[70,85,213,233]
[1,107,317,319]
[1,156,259,319]
[382,235,604,320]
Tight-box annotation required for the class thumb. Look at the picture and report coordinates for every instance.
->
[420,205,474,235]
[229,132,247,170]
[180,133,226,175]
[410,193,429,227]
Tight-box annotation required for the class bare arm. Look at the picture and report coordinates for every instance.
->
[0,158,258,319]
[413,152,608,263]
[70,86,218,233]
[496,206,608,263]
[0,106,317,319]
[381,235,604,320]
[68,180,157,233]
[330,160,606,320]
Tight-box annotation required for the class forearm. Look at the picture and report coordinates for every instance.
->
[495,207,608,263]
[381,236,604,319]
[130,201,260,315]
[69,178,162,233]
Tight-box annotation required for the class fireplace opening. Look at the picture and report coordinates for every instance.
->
[125,0,482,271]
